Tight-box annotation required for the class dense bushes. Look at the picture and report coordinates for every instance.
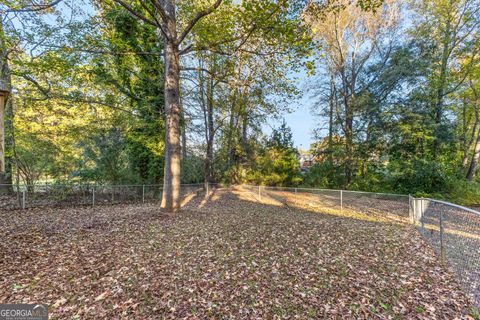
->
[300,158,480,205]
[246,147,302,186]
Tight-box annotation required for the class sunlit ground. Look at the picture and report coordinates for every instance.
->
[0,187,473,319]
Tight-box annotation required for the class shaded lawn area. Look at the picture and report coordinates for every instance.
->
[0,188,473,319]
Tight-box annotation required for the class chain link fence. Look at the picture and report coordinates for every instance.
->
[0,183,206,210]
[244,185,409,220]
[1,182,479,306]
[243,185,479,306]
[410,197,480,306]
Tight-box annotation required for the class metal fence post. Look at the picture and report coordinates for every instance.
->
[410,195,418,225]
[439,208,445,264]
[206,182,209,195]
[340,190,343,212]
[421,199,425,231]
[92,186,95,206]
[408,195,413,223]
[22,190,26,210]
[142,185,145,203]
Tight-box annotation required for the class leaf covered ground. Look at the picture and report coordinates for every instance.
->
[0,187,475,319]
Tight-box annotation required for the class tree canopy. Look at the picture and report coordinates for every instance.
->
[1,0,480,206]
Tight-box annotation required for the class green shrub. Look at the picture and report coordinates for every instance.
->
[302,161,345,189]
[386,159,452,194]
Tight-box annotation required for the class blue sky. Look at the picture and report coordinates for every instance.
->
[267,66,325,151]
[8,1,321,151]
[271,92,318,150]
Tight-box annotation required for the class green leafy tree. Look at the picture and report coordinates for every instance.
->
[247,122,301,186]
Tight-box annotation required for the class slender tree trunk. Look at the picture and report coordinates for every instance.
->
[466,92,480,180]
[241,112,248,162]
[0,16,10,193]
[180,95,187,160]
[199,64,215,185]
[0,95,5,187]
[205,76,215,183]
[345,105,353,185]
[4,98,13,187]
[161,37,182,212]
[463,107,478,167]
[466,130,480,181]
[328,77,335,163]
[181,120,187,159]
[433,19,451,158]
[343,84,354,186]
[339,65,354,186]
[227,94,236,167]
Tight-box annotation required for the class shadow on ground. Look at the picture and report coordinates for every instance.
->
[0,187,473,319]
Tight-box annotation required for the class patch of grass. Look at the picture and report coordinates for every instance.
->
[471,307,480,320]
[379,301,391,311]
[415,306,425,313]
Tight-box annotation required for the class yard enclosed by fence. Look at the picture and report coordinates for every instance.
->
[0,183,479,311]
[0,183,205,210]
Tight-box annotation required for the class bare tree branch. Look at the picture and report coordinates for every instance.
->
[111,0,159,28]
[4,0,62,13]
[177,0,223,45]
[147,0,169,25]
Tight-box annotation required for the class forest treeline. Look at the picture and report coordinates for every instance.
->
[0,0,479,205]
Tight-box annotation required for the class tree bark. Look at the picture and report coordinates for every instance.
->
[462,104,478,167]
[466,130,480,181]
[161,38,182,212]
[3,98,13,188]
[241,112,248,161]
[227,92,237,167]
[345,103,353,185]
[205,75,214,183]
[466,90,480,180]
[0,17,10,193]
[433,18,451,158]
[327,75,336,163]
[180,96,187,160]
[0,95,5,187]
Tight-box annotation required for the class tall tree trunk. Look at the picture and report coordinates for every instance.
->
[466,130,480,181]
[181,119,187,159]
[0,17,11,193]
[0,95,5,187]
[345,105,353,185]
[180,95,187,160]
[161,37,182,212]
[433,19,451,158]
[4,97,13,187]
[462,105,478,167]
[241,112,248,162]
[339,64,354,186]
[205,76,214,184]
[328,77,335,163]
[466,90,480,180]
[227,92,237,167]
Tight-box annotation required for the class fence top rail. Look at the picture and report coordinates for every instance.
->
[342,190,409,198]
[247,185,409,198]
[295,187,344,193]
[415,197,480,217]
[249,185,344,193]
[0,183,206,188]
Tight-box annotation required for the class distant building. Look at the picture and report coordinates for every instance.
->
[298,152,315,172]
